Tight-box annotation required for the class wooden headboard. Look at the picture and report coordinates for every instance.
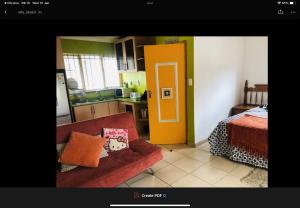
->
[243,80,268,105]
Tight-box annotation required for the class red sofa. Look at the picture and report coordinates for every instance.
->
[56,112,163,188]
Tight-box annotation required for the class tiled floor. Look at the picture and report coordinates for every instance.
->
[117,141,268,188]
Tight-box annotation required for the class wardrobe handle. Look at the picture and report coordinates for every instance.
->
[148,90,152,98]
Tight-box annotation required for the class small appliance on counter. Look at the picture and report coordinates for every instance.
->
[130,92,141,100]
[115,88,133,98]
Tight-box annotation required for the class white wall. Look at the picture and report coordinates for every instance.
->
[242,37,268,88]
[194,37,245,143]
[193,36,268,143]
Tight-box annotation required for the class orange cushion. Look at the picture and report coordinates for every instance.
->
[58,131,106,167]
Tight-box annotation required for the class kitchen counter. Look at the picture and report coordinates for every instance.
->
[71,97,149,137]
[118,98,148,104]
[71,98,147,107]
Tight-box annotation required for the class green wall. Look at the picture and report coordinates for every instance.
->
[61,39,114,56]
[155,36,195,145]
[121,72,147,95]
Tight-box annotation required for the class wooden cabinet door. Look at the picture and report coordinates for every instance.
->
[115,42,125,71]
[73,105,93,122]
[124,38,136,71]
[108,101,120,115]
[119,102,126,113]
[93,102,110,118]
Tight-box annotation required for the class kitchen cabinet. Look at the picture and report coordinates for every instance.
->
[73,105,93,122]
[108,101,120,115]
[119,102,126,113]
[118,101,149,136]
[73,101,120,122]
[93,102,110,119]
[115,42,125,71]
[119,101,136,120]
[124,38,135,70]
[114,36,155,72]
[114,37,136,72]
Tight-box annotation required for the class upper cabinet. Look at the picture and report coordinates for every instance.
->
[114,36,155,72]
[124,38,135,71]
[115,41,125,71]
[56,37,65,69]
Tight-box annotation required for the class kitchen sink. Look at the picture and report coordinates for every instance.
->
[73,100,96,104]
[87,100,99,102]
[73,97,117,105]
[103,97,116,101]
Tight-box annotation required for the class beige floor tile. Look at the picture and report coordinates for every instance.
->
[125,172,149,185]
[116,183,129,188]
[199,144,210,152]
[151,160,170,172]
[198,141,211,152]
[198,141,209,147]
[213,175,250,187]
[172,157,203,173]
[156,145,169,151]
[171,174,212,187]
[207,157,239,173]
[129,175,170,187]
[192,164,228,184]
[188,149,216,163]
[230,164,254,178]
[162,148,185,163]
[174,147,199,156]
[160,144,189,150]
[155,165,187,185]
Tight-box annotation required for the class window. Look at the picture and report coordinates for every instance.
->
[63,54,120,90]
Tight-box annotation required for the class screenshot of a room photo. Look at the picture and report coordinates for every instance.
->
[56,36,268,188]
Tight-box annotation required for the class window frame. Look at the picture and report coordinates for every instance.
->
[63,53,120,91]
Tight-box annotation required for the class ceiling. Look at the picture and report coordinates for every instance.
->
[60,36,120,43]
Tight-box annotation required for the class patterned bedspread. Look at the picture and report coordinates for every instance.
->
[208,107,268,169]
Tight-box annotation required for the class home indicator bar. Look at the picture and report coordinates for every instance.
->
[110,205,191,207]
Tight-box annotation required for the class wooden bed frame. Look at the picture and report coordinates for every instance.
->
[232,80,268,115]
[243,80,268,106]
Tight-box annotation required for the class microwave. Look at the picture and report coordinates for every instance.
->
[115,88,133,98]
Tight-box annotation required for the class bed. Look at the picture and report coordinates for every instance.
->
[208,81,268,169]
